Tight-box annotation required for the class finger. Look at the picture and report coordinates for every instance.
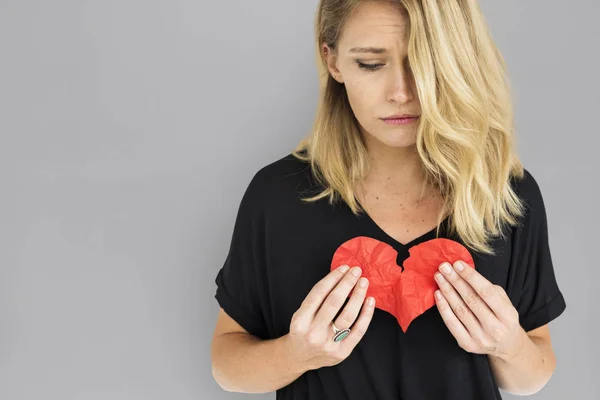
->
[435,271,484,338]
[434,290,475,351]
[450,261,511,323]
[313,266,363,328]
[338,296,376,354]
[438,262,497,325]
[333,276,369,330]
[296,265,351,325]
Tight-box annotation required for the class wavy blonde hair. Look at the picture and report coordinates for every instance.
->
[291,0,528,255]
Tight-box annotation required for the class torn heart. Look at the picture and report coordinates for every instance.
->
[330,237,475,332]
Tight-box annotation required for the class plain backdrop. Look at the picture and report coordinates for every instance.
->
[1,0,598,399]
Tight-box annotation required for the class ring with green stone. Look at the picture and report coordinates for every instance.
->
[332,323,350,342]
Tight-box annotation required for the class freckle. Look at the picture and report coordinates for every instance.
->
[376,196,379,200]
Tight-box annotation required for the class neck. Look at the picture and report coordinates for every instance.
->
[362,144,426,188]
[353,141,440,210]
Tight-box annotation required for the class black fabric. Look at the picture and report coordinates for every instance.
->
[213,153,566,399]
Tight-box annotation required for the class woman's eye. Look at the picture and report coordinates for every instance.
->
[356,61,384,72]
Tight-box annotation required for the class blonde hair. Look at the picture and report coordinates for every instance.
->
[292,0,527,255]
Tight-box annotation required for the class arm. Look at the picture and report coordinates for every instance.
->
[212,332,307,394]
[432,259,561,396]
[488,324,557,396]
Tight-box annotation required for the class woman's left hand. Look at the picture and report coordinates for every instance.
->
[433,260,526,360]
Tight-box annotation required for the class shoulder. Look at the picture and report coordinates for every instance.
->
[510,167,548,215]
[511,168,542,203]
[510,167,543,199]
[241,152,316,209]
[252,152,313,188]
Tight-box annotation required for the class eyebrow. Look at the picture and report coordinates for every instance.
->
[348,47,387,54]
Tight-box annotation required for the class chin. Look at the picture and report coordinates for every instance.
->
[374,132,418,148]
[359,123,419,148]
[385,140,417,149]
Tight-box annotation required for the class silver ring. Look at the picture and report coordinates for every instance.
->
[332,323,351,342]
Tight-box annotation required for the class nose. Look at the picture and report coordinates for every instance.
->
[386,72,415,104]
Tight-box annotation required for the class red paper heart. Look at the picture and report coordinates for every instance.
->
[330,237,475,332]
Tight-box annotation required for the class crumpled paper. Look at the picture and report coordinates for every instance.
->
[330,237,475,332]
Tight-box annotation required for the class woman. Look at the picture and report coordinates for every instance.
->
[211,0,567,399]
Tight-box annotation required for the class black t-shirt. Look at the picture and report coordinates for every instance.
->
[213,153,567,400]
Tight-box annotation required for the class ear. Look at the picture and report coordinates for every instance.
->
[323,44,344,84]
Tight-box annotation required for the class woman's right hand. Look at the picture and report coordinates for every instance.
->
[285,264,376,371]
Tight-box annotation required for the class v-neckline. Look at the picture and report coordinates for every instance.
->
[355,198,451,249]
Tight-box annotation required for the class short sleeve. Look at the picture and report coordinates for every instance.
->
[214,172,270,340]
[508,169,566,333]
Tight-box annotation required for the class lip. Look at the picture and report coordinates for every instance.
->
[381,115,419,125]
[381,114,419,120]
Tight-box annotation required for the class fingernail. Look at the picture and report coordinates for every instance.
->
[455,261,464,272]
[340,265,350,273]
[441,263,452,274]
[352,267,362,276]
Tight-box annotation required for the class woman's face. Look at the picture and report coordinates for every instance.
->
[324,1,421,149]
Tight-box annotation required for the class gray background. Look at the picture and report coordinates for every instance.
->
[0,0,597,399]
